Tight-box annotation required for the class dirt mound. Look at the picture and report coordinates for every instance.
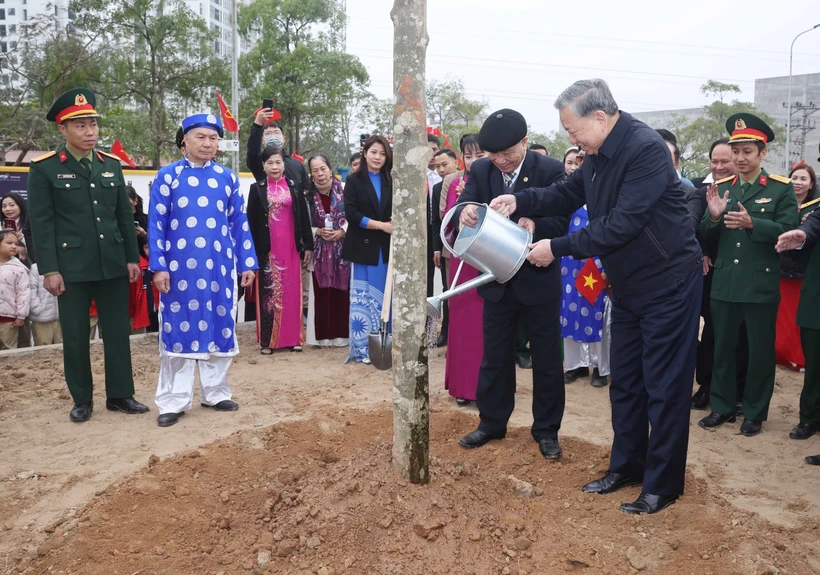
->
[17,410,819,575]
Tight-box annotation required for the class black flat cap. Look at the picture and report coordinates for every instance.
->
[478,109,527,153]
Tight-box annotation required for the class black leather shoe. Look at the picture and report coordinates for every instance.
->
[538,438,562,460]
[591,368,608,388]
[459,429,505,449]
[740,419,762,437]
[202,399,239,411]
[157,412,185,427]
[455,398,471,406]
[564,366,589,384]
[581,471,642,494]
[789,422,819,440]
[70,402,93,422]
[806,454,820,466]
[516,356,533,369]
[698,412,736,429]
[435,335,447,347]
[691,387,710,410]
[620,492,678,515]
[106,397,150,414]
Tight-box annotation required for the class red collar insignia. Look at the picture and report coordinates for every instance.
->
[759,175,767,187]
[732,176,738,186]
[96,151,104,163]
[59,151,68,163]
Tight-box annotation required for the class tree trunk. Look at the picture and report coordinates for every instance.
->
[390,0,430,485]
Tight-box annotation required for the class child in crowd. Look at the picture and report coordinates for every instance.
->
[14,242,33,347]
[28,261,62,345]
[0,230,31,350]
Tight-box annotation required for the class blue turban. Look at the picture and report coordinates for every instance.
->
[181,113,224,138]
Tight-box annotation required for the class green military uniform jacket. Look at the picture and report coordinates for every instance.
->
[700,168,798,304]
[796,200,820,330]
[27,145,139,283]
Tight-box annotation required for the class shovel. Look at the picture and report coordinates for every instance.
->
[367,240,394,370]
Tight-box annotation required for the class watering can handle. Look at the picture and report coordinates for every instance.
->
[439,201,486,257]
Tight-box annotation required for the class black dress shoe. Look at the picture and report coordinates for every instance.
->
[202,399,239,411]
[435,335,447,347]
[698,412,736,429]
[70,402,93,423]
[581,471,642,495]
[789,422,819,440]
[690,387,710,410]
[459,429,505,449]
[455,398,471,406]
[806,454,820,466]
[516,356,533,369]
[106,397,150,414]
[591,368,608,388]
[157,412,185,427]
[620,492,678,515]
[740,419,762,437]
[538,438,562,460]
[564,366,589,384]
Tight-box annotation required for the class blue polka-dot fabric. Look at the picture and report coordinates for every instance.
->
[560,206,606,343]
[148,158,258,356]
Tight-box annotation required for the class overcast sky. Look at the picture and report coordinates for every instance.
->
[345,0,820,134]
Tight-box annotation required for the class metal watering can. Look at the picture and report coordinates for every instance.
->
[427,201,531,319]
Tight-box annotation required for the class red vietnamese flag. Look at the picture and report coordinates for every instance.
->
[216,90,239,133]
[111,139,136,168]
[574,258,605,305]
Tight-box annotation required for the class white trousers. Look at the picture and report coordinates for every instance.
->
[155,354,233,414]
[563,340,611,376]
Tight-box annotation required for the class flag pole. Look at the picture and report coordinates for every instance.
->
[231,0,240,176]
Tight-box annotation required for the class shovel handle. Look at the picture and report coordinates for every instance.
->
[380,238,394,324]
[439,201,485,257]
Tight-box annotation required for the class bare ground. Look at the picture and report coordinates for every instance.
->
[1,323,819,574]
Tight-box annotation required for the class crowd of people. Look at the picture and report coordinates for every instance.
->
[3,80,820,515]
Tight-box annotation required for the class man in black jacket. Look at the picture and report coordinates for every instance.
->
[246,108,308,192]
[490,80,702,515]
[456,109,569,461]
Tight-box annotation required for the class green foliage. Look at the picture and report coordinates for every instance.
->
[672,82,784,178]
[527,130,573,159]
[237,0,369,168]
[94,0,228,167]
[425,78,486,153]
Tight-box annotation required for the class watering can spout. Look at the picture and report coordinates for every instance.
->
[425,274,497,319]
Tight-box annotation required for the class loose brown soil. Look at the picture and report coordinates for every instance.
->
[1,324,819,574]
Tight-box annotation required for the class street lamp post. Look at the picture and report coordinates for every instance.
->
[786,23,820,168]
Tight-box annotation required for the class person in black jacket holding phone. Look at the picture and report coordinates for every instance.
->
[247,107,309,193]
[247,147,313,354]
[341,135,393,364]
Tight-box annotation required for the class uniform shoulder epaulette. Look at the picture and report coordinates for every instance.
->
[98,150,123,162]
[31,151,56,163]
[769,174,791,184]
[801,197,820,210]
[714,175,734,185]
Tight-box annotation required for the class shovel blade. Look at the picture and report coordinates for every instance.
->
[367,328,392,370]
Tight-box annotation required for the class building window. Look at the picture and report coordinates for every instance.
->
[0,9,5,19]
[0,25,5,37]
[22,9,26,19]
[9,24,14,34]
[7,8,13,16]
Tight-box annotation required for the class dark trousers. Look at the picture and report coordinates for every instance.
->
[58,276,135,404]
[427,242,448,338]
[608,269,702,496]
[710,300,778,421]
[476,286,564,441]
[695,272,748,399]
[515,320,530,359]
[799,327,820,425]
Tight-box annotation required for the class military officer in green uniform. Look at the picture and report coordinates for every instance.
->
[27,88,150,422]
[698,113,798,437]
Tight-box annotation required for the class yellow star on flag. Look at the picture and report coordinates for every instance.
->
[582,274,598,289]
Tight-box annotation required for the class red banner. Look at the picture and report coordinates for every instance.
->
[574,258,605,305]
[216,90,239,133]
[111,139,137,168]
